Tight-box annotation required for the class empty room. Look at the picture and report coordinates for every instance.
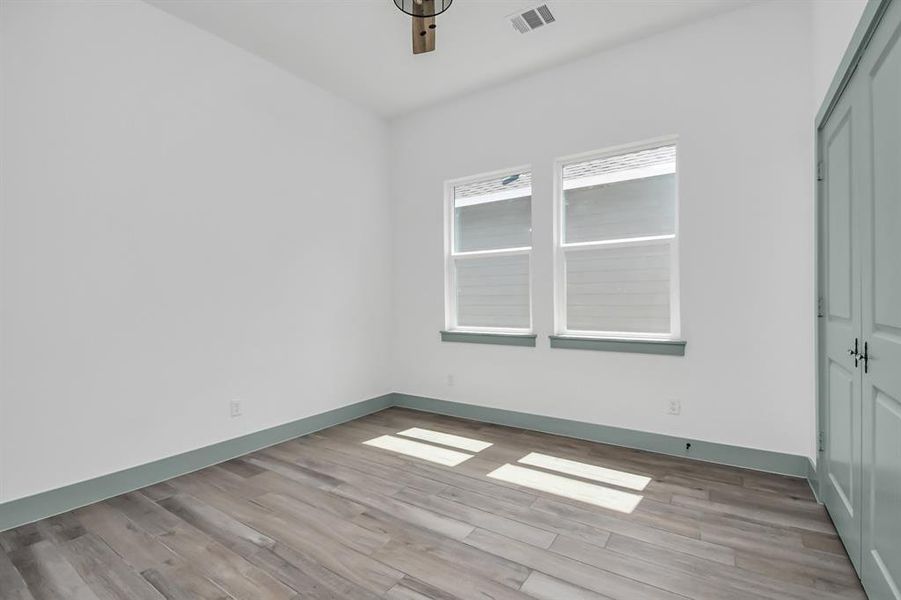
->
[1,0,899,598]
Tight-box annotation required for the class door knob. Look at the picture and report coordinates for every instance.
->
[848,338,860,367]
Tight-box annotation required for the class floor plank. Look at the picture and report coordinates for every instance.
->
[0,407,865,600]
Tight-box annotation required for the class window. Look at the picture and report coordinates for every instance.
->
[445,168,532,333]
[555,141,679,339]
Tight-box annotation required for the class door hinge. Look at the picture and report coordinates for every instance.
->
[817,161,825,181]
[818,431,825,453]
[817,296,824,318]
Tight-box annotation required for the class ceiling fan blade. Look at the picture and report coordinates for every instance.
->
[412,15,436,54]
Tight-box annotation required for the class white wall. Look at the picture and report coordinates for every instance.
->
[811,0,868,112]
[0,0,392,502]
[0,0,868,504]
[389,1,819,458]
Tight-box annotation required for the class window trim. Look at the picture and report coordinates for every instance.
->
[553,136,681,341]
[444,165,534,335]
[441,331,537,347]
[548,335,686,355]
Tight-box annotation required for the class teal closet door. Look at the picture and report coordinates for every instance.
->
[820,74,864,574]
[859,0,901,598]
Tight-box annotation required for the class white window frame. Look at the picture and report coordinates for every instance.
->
[553,137,681,340]
[444,165,533,334]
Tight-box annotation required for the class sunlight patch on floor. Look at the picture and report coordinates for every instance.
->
[363,435,474,466]
[487,463,643,513]
[396,427,493,452]
[518,452,651,491]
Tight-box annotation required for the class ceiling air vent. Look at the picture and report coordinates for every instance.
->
[509,3,556,34]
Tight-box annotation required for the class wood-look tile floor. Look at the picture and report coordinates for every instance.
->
[0,408,866,600]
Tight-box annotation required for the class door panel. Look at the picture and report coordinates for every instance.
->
[828,360,856,509]
[860,1,901,597]
[869,391,901,598]
[827,114,854,321]
[820,85,863,572]
[870,7,901,335]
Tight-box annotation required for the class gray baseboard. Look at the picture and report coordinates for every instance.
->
[393,393,810,478]
[0,394,394,532]
[0,390,815,533]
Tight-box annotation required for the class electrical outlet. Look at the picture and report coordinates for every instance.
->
[447,374,455,387]
[230,399,242,418]
[667,399,681,416]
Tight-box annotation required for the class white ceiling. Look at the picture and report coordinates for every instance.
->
[146,0,749,118]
